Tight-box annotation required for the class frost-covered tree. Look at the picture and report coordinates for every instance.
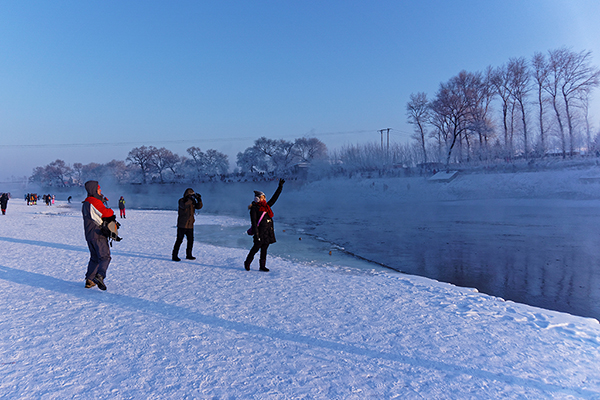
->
[29,159,73,187]
[490,64,515,157]
[126,146,157,183]
[508,57,531,158]
[72,163,84,185]
[186,146,206,178]
[185,146,229,179]
[241,137,298,174]
[236,146,268,174]
[203,149,229,176]
[429,71,473,166]
[557,48,600,155]
[406,92,430,163]
[81,162,106,183]
[532,52,550,154]
[293,137,328,163]
[151,147,180,183]
[105,159,130,184]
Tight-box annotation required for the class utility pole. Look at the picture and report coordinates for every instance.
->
[379,128,391,160]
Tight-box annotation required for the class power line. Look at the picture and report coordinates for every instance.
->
[0,129,398,149]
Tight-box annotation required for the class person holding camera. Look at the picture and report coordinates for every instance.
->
[172,188,203,261]
[82,180,115,290]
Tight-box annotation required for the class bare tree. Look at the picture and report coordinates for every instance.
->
[532,52,550,155]
[429,71,475,166]
[559,48,600,155]
[126,146,157,183]
[508,57,531,158]
[545,49,568,157]
[490,64,515,157]
[580,88,594,153]
[406,92,430,163]
[467,68,496,160]
[543,48,600,156]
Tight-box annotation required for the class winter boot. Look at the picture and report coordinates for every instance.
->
[85,279,96,288]
[92,274,107,291]
[259,260,269,272]
[244,253,255,271]
[186,255,196,260]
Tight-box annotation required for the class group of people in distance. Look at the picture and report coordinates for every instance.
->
[82,178,285,290]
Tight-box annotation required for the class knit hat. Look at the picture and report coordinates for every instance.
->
[254,190,265,202]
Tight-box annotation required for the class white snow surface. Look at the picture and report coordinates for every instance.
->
[1,199,600,399]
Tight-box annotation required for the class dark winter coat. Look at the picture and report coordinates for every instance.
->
[0,193,8,209]
[177,188,203,229]
[118,197,125,210]
[82,181,115,241]
[250,184,283,245]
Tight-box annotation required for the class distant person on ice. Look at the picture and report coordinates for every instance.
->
[118,196,126,219]
[0,193,9,215]
[82,181,116,290]
[244,178,285,272]
[172,188,203,262]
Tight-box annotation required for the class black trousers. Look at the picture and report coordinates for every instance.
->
[246,240,270,265]
[173,227,194,257]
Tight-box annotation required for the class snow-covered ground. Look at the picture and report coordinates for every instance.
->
[1,200,600,399]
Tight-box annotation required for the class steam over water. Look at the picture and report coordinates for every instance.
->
[43,169,600,320]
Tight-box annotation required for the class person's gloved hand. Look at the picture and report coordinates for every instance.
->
[278,178,285,186]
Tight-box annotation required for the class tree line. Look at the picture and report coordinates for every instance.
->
[30,137,328,187]
[28,48,600,186]
[406,48,600,166]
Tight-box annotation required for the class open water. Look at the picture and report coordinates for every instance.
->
[197,198,600,321]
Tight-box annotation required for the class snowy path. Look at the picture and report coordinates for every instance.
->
[1,201,599,399]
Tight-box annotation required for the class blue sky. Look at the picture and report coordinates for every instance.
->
[1,0,599,179]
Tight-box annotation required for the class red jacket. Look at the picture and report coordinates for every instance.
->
[82,196,114,241]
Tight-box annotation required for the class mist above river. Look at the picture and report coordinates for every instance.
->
[26,165,600,319]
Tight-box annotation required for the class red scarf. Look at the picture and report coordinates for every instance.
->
[257,200,274,218]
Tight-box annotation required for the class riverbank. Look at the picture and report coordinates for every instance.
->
[1,201,599,398]
[8,166,600,318]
